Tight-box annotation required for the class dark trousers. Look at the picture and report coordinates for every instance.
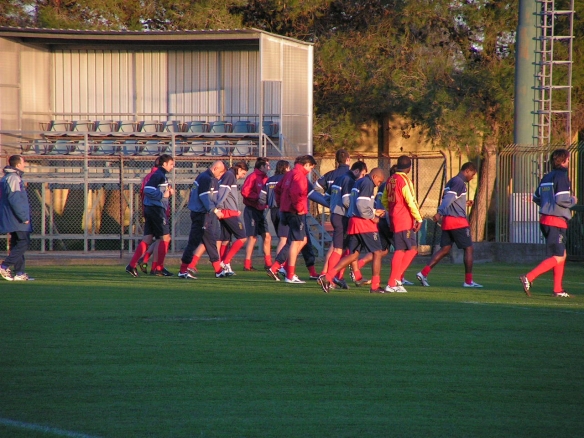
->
[275,216,315,267]
[3,231,30,273]
[181,211,220,264]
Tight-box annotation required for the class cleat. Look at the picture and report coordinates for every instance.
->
[384,285,398,293]
[354,278,372,287]
[13,273,34,281]
[317,275,334,293]
[223,263,235,276]
[187,267,198,278]
[369,287,385,294]
[243,266,258,272]
[333,277,349,290]
[159,268,173,277]
[285,275,306,284]
[215,269,227,278]
[519,275,531,297]
[553,291,570,298]
[266,268,281,281]
[137,257,148,274]
[0,265,13,281]
[463,281,483,288]
[309,275,320,281]
[125,264,139,278]
[277,267,287,279]
[348,265,357,283]
[393,280,408,292]
[178,271,197,280]
[401,278,415,286]
[416,271,430,287]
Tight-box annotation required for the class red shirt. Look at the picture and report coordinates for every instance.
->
[441,216,469,231]
[275,163,310,215]
[347,217,378,234]
[540,214,568,229]
[241,168,268,210]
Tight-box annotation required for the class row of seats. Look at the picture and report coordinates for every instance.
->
[21,139,258,156]
[40,120,280,136]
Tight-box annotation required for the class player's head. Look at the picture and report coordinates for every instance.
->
[231,161,249,179]
[158,154,174,172]
[396,155,411,172]
[274,160,290,175]
[254,157,270,172]
[9,155,24,169]
[369,167,386,187]
[295,154,317,171]
[550,149,570,169]
[460,162,477,182]
[335,149,350,166]
[351,161,368,179]
[210,160,227,179]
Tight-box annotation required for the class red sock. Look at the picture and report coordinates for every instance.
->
[389,251,405,287]
[527,257,558,282]
[151,261,159,272]
[188,255,200,270]
[358,258,367,270]
[307,265,317,277]
[244,259,252,270]
[157,240,169,268]
[270,261,282,273]
[353,268,363,281]
[264,254,272,267]
[327,252,342,274]
[465,273,473,284]
[220,244,229,260]
[142,252,151,263]
[326,267,339,283]
[399,249,417,280]
[421,265,432,277]
[212,261,223,274]
[180,263,188,273]
[286,265,296,280]
[129,241,148,267]
[223,239,244,264]
[370,275,380,290]
[553,259,565,293]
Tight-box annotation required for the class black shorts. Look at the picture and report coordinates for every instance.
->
[440,227,473,249]
[220,216,246,241]
[330,213,348,249]
[244,206,268,237]
[541,224,567,257]
[377,217,393,251]
[392,229,417,251]
[283,212,307,242]
[347,231,382,254]
[143,205,170,238]
[270,207,289,238]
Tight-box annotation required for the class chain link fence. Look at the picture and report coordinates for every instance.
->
[1,152,449,257]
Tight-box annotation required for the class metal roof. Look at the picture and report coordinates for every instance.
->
[0,26,312,48]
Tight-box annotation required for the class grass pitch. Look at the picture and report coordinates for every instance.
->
[1,262,583,437]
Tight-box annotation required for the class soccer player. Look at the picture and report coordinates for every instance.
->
[216,161,249,275]
[322,161,368,289]
[260,160,291,256]
[0,155,34,281]
[241,157,272,271]
[519,149,577,297]
[383,155,422,293]
[177,160,227,279]
[416,162,483,288]
[317,167,387,293]
[266,155,317,283]
[125,154,175,277]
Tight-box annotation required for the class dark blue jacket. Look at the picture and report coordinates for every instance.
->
[0,166,32,233]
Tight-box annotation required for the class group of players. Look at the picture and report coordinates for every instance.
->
[124,147,577,297]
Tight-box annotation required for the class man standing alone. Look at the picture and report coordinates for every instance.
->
[0,155,34,281]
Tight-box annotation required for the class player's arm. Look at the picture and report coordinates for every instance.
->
[554,176,577,208]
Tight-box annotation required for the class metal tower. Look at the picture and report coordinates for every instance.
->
[534,0,575,146]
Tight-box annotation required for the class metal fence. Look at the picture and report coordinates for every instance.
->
[496,142,584,260]
[1,152,449,257]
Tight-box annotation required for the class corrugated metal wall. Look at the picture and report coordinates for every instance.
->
[0,38,20,132]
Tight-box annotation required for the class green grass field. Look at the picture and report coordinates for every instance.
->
[1,262,583,437]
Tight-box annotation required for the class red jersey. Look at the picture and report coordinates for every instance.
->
[384,172,422,233]
[275,163,310,215]
[241,168,268,211]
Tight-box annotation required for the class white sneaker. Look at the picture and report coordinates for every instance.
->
[178,271,197,280]
[0,265,13,281]
[384,285,399,293]
[416,272,430,287]
[13,273,34,281]
[463,281,483,288]
[401,278,415,286]
[215,269,227,278]
[223,263,235,276]
[285,275,306,284]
